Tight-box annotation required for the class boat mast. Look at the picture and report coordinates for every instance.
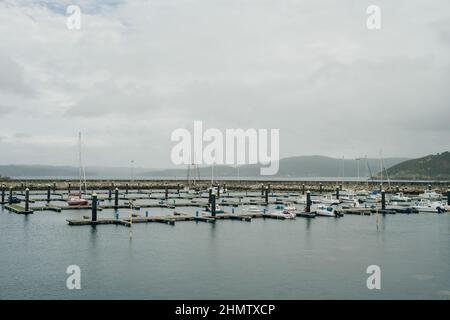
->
[78,132,87,195]
[379,149,383,187]
[211,163,214,187]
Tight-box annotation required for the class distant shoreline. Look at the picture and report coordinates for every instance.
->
[1,178,448,193]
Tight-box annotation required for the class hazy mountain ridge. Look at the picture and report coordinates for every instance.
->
[143,156,409,178]
[385,152,450,180]
[0,156,408,179]
[0,165,157,179]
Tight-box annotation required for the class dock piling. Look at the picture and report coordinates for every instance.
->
[447,186,450,206]
[114,188,119,207]
[47,185,51,202]
[335,186,339,200]
[211,194,216,217]
[92,193,98,222]
[8,186,13,205]
[265,187,269,205]
[302,184,305,195]
[53,182,56,192]
[306,190,311,213]
[165,186,168,200]
[320,183,323,194]
[381,190,386,211]
[25,188,30,212]
[1,184,5,203]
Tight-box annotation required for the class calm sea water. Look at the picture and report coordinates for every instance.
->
[0,200,449,300]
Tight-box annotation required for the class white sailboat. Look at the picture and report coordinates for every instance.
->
[68,132,88,206]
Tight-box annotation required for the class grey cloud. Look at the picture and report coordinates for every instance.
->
[0,55,36,98]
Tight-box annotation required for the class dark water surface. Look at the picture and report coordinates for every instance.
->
[0,205,449,299]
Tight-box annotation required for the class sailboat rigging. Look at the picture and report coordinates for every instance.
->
[68,132,88,206]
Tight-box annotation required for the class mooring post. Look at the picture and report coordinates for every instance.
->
[447,186,450,206]
[339,184,343,191]
[379,184,382,192]
[114,188,119,208]
[1,184,5,203]
[265,187,269,205]
[25,188,30,212]
[302,184,305,195]
[8,186,13,205]
[306,190,311,213]
[211,194,216,217]
[208,188,212,205]
[47,184,51,202]
[216,184,220,198]
[126,183,129,195]
[177,184,180,194]
[68,183,71,194]
[381,190,386,211]
[261,184,264,196]
[428,184,432,191]
[165,186,168,200]
[396,185,400,193]
[108,188,112,200]
[336,186,340,200]
[320,183,323,194]
[92,193,98,222]
[53,182,56,192]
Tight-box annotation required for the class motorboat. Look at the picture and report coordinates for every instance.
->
[412,200,446,213]
[314,204,337,217]
[284,203,296,211]
[365,190,381,203]
[270,209,296,219]
[245,206,262,213]
[313,196,339,206]
[356,189,369,196]
[418,190,441,200]
[390,192,411,202]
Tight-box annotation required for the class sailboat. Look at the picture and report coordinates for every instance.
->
[68,132,88,206]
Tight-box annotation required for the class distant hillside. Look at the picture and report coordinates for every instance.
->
[0,156,408,179]
[0,165,157,179]
[144,156,408,178]
[385,152,450,180]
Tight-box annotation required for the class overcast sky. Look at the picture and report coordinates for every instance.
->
[0,0,449,168]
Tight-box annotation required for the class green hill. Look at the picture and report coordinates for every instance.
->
[385,152,450,180]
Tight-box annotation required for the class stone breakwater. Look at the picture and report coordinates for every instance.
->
[0,179,449,194]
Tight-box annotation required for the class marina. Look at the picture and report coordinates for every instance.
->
[1,181,449,299]
[1,180,449,224]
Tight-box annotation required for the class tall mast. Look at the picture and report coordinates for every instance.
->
[379,149,383,187]
[78,132,87,195]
